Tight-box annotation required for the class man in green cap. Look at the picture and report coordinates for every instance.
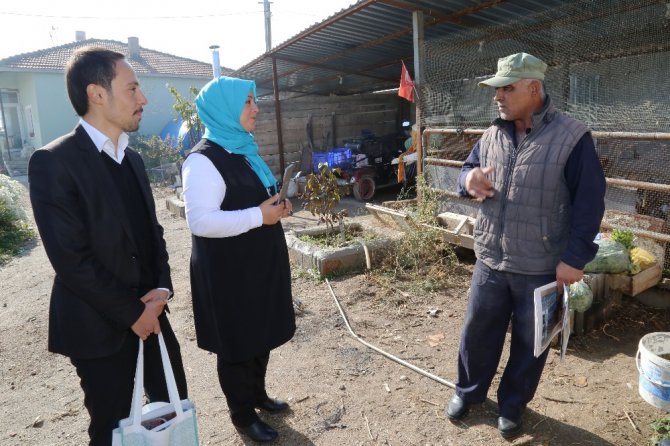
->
[446,52,606,438]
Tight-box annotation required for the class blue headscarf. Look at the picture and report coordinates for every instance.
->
[195,76,277,189]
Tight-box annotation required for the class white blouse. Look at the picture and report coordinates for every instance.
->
[182,152,263,238]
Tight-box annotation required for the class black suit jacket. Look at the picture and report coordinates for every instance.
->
[29,125,172,359]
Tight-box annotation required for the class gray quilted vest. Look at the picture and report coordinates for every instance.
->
[474,100,589,274]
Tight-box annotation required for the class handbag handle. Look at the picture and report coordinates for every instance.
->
[129,332,184,426]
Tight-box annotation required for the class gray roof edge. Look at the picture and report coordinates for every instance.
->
[0,38,234,73]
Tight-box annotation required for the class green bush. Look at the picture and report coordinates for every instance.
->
[0,175,34,263]
[300,164,347,230]
[128,134,182,170]
[376,174,458,294]
[128,135,183,185]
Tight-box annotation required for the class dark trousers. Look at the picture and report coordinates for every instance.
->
[70,318,187,446]
[217,352,270,427]
[456,260,554,421]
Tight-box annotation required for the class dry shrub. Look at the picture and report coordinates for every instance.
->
[374,174,460,296]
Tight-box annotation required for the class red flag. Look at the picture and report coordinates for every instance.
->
[398,61,414,102]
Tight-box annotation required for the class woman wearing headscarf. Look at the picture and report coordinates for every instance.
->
[182,76,296,443]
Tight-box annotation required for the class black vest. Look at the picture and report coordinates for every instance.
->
[187,139,295,362]
[100,152,157,295]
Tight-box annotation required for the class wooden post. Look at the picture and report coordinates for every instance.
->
[412,10,424,199]
[271,56,286,174]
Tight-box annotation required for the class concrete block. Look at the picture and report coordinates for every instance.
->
[166,196,185,218]
[285,226,393,278]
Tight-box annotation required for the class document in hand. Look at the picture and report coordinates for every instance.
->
[533,281,570,359]
[559,286,571,362]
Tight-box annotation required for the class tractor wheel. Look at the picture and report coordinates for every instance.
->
[353,176,375,201]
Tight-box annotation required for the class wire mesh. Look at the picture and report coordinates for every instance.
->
[420,0,670,270]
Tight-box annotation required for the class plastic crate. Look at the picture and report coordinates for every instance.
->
[312,152,329,172]
[312,148,352,172]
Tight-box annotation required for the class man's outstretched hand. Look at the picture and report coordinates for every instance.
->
[465,166,495,201]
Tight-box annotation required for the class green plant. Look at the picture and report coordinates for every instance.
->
[650,414,670,445]
[611,228,635,250]
[297,225,375,249]
[300,164,347,238]
[0,175,34,264]
[290,266,321,282]
[167,85,203,149]
[128,134,182,184]
[375,173,458,293]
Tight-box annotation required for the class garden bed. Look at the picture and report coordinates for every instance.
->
[286,222,396,277]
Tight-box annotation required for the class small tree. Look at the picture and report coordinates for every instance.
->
[166,85,203,149]
[129,135,182,184]
[300,164,347,241]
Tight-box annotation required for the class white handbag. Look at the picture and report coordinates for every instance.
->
[112,333,199,446]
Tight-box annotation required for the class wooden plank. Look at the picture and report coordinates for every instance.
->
[436,212,475,236]
[426,224,475,250]
[364,203,415,231]
[453,216,468,235]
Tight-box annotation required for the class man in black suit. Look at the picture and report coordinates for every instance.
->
[28,47,187,446]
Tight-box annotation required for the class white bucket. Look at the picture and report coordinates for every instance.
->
[286,178,298,198]
[636,332,670,411]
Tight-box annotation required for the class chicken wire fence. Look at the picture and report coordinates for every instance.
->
[418,0,670,270]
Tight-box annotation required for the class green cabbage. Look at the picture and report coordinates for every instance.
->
[568,280,593,312]
[584,239,631,274]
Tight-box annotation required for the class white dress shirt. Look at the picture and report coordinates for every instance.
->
[79,118,128,164]
[182,152,263,238]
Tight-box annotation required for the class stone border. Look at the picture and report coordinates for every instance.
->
[286,223,394,278]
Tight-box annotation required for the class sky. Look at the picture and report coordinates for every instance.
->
[0,0,356,69]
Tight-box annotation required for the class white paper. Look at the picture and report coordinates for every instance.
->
[533,281,570,358]
[559,285,571,362]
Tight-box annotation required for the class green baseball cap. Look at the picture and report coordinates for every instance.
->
[479,53,547,88]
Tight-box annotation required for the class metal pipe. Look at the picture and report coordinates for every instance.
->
[425,158,670,194]
[262,0,272,52]
[271,56,285,174]
[423,127,670,141]
[209,45,221,78]
[605,178,670,194]
[424,157,464,168]
[425,186,670,244]
[424,128,484,136]
[599,222,670,244]
[592,131,670,141]
[325,279,456,389]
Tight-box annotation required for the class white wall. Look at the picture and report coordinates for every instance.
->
[33,72,75,147]
[137,76,209,136]
[1,71,210,148]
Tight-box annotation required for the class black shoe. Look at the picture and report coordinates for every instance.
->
[256,398,289,413]
[236,420,278,442]
[446,394,469,420]
[497,416,522,439]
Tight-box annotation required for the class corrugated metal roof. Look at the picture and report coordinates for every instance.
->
[0,38,234,79]
[233,0,568,97]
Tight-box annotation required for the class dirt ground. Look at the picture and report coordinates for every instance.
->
[1,182,669,446]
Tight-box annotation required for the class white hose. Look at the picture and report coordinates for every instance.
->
[325,278,456,389]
